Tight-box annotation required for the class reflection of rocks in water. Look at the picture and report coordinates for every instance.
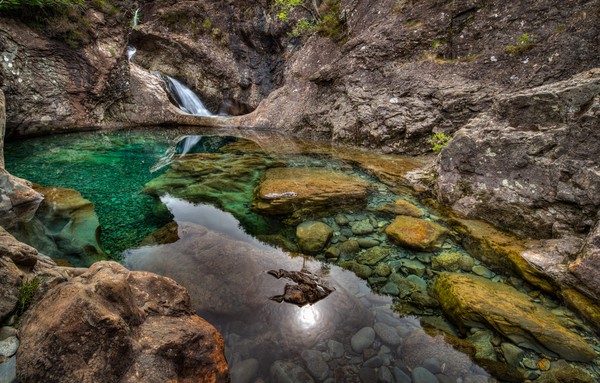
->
[8,186,106,267]
[268,268,335,306]
[125,222,372,350]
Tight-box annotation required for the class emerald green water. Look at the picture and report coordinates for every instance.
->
[5,128,198,256]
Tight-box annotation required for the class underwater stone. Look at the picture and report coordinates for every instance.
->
[374,322,402,346]
[351,219,374,235]
[412,366,439,383]
[357,238,380,248]
[252,168,373,223]
[296,221,333,255]
[351,327,375,353]
[431,252,462,271]
[327,340,344,359]
[434,273,596,362]
[301,350,329,381]
[356,246,389,266]
[400,259,426,277]
[501,343,524,367]
[335,214,350,226]
[375,263,391,277]
[386,217,448,252]
[230,358,259,383]
[375,200,424,217]
[340,261,372,279]
[270,360,314,383]
[0,336,18,357]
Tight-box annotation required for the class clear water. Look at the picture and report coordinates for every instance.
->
[5,128,600,383]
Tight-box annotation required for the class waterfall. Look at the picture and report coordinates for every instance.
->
[127,46,137,61]
[178,136,202,156]
[164,76,213,116]
[133,9,140,28]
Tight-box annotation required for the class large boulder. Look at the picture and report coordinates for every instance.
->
[437,70,600,239]
[433,273,597,362]
[0,169,43,228]
[385,216,447,251]
[0,226,38,267]
[252,167,373,223]
[17,261,229,383]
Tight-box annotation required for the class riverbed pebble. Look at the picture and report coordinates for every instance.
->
[358,238,380,248]
[501,342,524,366]
[327,340,344,359]
[301,349,329,381]
[351,219,374,235]
[412,366,439,383]
[393,367,411,383]
[351,327,375,353]
[374,322,402,346]
[230,358,259,383]
[0,337,18,358]
[378,366,394,383]
[270,360,314,383]
[472,265,494,278]
[0,356,16,383]
[0,328,16,342]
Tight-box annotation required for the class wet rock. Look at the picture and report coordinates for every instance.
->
[501,343,524,367]
[472,265,494,278]
[356,246,389,266]
[412,366,439,383]
[340,261,372,279]
[270,360,315,383]
[0,327,16,341]
[339,240,360,255]
[0,226,38,267]
[375,263,391,277]
[422,357,442,374]
[0,337,18,358]
[0,257,22,323]
[357,238,380,248]
[376,200,424,217]
[386,217,448,252]
[389,273,419,298]
[0,169,43,229]
[393,368,411,383]
[335,214,350,226]
[431,252,468,272]
[466,329,496,362]
[433,273,596,362]
[325,246,341,259]
[378,366,394,383]
[380,282,400,296]
[374,322,402,346]
[0,356,16,383]
[296,221,333,255]
[230,358,259,383]
[570,220,600,300]
[561,288,600,334]
[351,327,375,353]
[17,262,229,383]
[252,168,372,223]
[327,340,344,359]
[364,355,383,368]
[536,360,595,383]
[358,367,377,383]
[139,221,179,246]
[537,358,550,371]
[400,259,426,277]
[351,219,374,235]
[301,350,329,381]
[267,269,335,306]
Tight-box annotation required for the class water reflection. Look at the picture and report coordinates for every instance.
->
[124,197,486,382]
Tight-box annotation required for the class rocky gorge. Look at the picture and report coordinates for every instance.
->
[1,0,600,382]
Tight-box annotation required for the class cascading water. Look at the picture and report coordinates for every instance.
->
[164,76,213,116]
[127,46,137,61]
[133,9,140,28]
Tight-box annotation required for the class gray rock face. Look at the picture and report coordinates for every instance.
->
[437,70,600,239]
[17,262,229,383]
[570,220,600,300]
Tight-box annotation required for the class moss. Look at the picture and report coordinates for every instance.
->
[505,33,537,55]
[15,278,42,318]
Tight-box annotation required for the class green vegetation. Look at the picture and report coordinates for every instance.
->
[0,0,83,11]
[15,278,42,318]
[429,132,452,152]
[274,0,346,40]
[505,33,537,55]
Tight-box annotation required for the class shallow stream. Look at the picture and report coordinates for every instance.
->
[5,127,600,383]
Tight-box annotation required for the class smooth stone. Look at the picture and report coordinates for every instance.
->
[375,263,391,277]
[472,265,494,278]
[356,246,389,266]
[296,221,333,254]
[400,259,426,277]
[327,340,344,359]
[380,282,400,296]
[351,219,375,235]
[301,350,329,381]
[463,376,490,383]
[436,374,454,383]
[364,355,383,368]
[522,357,538,370]
[374,322,402,346]
[422,357,442,374]
[385,216,448,252]
[416,252,432,264]
[0,327,16,342]
[376,200,424,217]
[230,358,259,383]
[501,343,523,366]
[378,366,394,383]
[351,327,375,353]
[0,356,16,383]
[0,337,18,358]
[339,240,360,255]
[270,360,315,383]
[467,329,496,361]
[537,358,550,371]
[357,238,380,248]
[392,367,412,383]
[325,246,340,259]
[340,261,372,279]
[358,367,378,383]
[406,275,427,294]
[335,214,350,226]
[412,366,439,383]
[431,252,462,271]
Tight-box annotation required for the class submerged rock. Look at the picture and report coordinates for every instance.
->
[376,200,424,217]
[270,360,314,383]
[268,268,335,306]
[356,246,389,266]
[17,262,229,383]
[433,273,596,362]
[252,167,373,223]
[296,221,333,254]
[385,216,447,252]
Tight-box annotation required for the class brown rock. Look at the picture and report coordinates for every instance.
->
[0,256,22,322]
[17,261,229,383]
[385,216,447,251]
[252,167,373,223]
[376,200,424,217]
[561,288,600,335]
[0,169,43,228]
[0,226,38,267]
[433,273,597,362]
[570,220,600,300]
[296,221,333,255]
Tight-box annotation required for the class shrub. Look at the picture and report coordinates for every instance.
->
[505,33,537,55]
[15,278,42,318]
[429,132,452,152]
